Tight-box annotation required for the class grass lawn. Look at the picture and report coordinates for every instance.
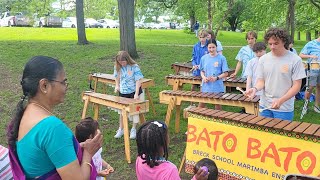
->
[0,27,318,179]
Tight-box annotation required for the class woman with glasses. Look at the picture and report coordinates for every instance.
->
[7,56,102,179]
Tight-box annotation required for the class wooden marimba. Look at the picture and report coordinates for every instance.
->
[171,62,236,77]
[185,107,320,179]
[82,91,149,163]
[165,75,246,91]
[159,90,259,133]
[88,73,156,115]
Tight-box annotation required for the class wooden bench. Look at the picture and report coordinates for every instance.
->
[88,73,156,115]
[159,90,259,133]
[82,91,149,163]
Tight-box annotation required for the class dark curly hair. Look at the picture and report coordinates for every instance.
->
[75,117,99,143]
[264,28,290,49]
[136,120,169,168]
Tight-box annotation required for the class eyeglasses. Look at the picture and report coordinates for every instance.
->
[50,79,68,87]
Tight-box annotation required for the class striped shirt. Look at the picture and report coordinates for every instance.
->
[0,145,13,180]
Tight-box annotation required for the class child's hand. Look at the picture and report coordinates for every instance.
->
[193,65,199,70]
[245,88,256,100]
[230,72,236,78]
[114,86,120,93]
[134,93,139,99]
[202,77,209,83]
[194,167,209,180]
[98,164,114,177]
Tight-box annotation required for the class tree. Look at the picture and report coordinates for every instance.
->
[226,0,246,31]
[310,0,320,9]
[76,0,88,45]
[118,0,138,58]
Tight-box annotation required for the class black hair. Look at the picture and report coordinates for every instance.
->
[252,42,267,52]
[7,56,63,152]
[75,117,99,143]
[194,158,219,180]
[136,120,168,168]
[207,38,217,47]
[264,28,290,49]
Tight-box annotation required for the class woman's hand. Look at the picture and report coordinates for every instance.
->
[82,130,103,156]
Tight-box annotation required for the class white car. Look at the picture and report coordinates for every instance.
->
[0,12,15,27]
[62,17,77,28]
[97,19,119,28]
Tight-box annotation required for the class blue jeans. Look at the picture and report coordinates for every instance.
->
[259,106,294,121]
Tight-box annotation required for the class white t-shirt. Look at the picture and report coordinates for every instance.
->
[92,147,103,180]
[257,51,306,111]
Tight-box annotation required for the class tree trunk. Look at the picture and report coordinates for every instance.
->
[208,0,212,30]
[118,0,139,58]
[297,31,300,40]
[76,0,89,45]
[306,31,311,41]
[315,30,319,38]
[215,0,234,36]
[190,10,195,32]
[289,0,295,40]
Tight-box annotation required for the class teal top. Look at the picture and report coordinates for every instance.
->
[16,116,77,178]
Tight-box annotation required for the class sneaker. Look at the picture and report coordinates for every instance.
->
[314,106,320,113]
[114,128,124,138]
[130,128,136,139]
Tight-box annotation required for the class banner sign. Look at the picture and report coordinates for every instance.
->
[185,114,320,180]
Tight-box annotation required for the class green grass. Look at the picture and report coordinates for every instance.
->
[0,27,318,179]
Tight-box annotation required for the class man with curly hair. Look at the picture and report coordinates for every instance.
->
[246,28,306,121]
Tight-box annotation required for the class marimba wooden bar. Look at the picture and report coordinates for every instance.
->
[82,91,149,163]
[159,90,259,133]
[165,75,246,90]
[171,62,236,77]
[88,73,156,115]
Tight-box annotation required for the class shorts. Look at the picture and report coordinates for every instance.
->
[259,106,294,121]
[119,87,143,98]
[308,73,320,86]
[118,87,143,124]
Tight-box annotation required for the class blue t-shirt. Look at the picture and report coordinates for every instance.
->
[192,41,208,76]
[200,54,229,93]
[114,64,144,94]
[300,39,320,76]
[16,116,77,178]
[235,45,255,78]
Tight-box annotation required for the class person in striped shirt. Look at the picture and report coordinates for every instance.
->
[0,145,13,180]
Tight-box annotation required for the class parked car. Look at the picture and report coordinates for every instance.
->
[0,12,31,27]
[62,17,77,28]
[97,19,118,28]
[134,22,145,29]
[35,15,62,27]
[85,18,103,28]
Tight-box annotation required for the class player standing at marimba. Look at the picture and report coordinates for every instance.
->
[246,28,306,121]
[191,30,208,91]
[199,39,229,110]
[244,42,266,96]
[299,33,320,113]
[114,51,144,140]
[230,31,257,78]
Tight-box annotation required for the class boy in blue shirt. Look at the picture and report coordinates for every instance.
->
[299,33,320,113]
[191,29,208,91]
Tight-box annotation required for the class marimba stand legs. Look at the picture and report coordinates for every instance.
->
[165,97,182,133]
[82,97,90,119]
[178,147,186,174]
[121,110,131,163]
[145,88,156,115]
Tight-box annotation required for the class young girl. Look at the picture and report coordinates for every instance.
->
[75,117,114,180]
[199,39,229,109]
[113,51,144,139]
[136,120,208,180]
